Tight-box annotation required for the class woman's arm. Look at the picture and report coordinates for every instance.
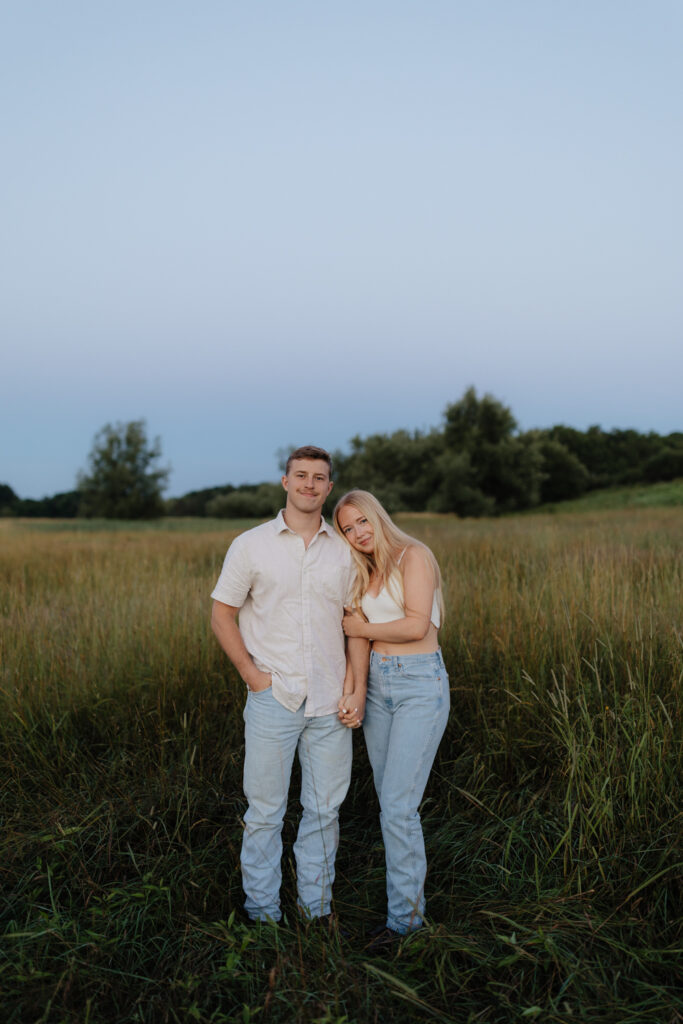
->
[342,546,435,643]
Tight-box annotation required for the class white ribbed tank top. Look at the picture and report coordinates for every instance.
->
[360,548,441,628]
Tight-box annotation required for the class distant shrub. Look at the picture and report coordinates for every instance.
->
[206,483,283,518]
[641,448,683,483]
[537,440,590,503]
[166,485,235,516]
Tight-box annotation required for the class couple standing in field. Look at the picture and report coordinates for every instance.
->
[210,445,449,946]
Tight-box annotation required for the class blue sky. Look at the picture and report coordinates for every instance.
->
[2,1,682,498]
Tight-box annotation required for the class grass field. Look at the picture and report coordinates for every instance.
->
[1,509,681,1023]
[534,477,683,514]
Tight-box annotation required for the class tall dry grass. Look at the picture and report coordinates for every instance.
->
[0,510,681,1023]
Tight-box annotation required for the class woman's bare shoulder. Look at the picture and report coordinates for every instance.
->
[399,543,434,575]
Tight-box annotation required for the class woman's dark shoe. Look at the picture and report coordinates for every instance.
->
[365,923,403,953]
[305,912,350,940]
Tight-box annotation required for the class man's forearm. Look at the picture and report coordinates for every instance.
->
[211,602,268,690]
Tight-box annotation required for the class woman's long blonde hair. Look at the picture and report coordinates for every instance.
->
[333,490,445,623]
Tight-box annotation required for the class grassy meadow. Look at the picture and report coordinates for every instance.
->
[1,508,681,1023]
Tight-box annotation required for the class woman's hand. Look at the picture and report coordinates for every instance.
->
[342,607,369,639]
[337,691,366,729]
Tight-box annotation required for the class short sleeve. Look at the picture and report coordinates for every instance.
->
[210,535,253,608]
[343,559,356,606]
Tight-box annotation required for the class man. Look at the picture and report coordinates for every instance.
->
[211,445,367,925]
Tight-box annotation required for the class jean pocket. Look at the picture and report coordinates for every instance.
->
[248,683,273,696]
[402,658,444,685]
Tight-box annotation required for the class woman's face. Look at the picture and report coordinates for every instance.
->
[337,504,375,554]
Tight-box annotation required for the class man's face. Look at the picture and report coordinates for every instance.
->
[282,458,333,513]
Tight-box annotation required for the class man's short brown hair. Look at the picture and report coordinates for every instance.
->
[285,445,333,477]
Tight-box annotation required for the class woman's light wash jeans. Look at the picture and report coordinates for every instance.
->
[241,687,352,922]
[364,649,450,934]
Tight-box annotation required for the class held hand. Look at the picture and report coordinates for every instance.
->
[342,607,368,639]
[247,669,272,693]
[337,692,366,729]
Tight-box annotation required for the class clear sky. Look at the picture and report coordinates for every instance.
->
[2,1,682,498]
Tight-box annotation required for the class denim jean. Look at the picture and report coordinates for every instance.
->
[363,649,450,933]
[241,687,352,922]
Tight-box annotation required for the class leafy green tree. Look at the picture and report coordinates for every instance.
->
[641,447,683,483]
[546,425,670,488]
[443,387,517,449]
[439,388,544,514]
[77,420,169,519]
[332,429,444,512]
[427,451,494,516]
[479,434,544,511]
[0,483,18,516]
[524,435,590,504]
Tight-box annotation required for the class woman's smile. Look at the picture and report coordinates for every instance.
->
[336,505,375,553]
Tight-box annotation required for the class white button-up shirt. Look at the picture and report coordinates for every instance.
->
[211,510,356,717]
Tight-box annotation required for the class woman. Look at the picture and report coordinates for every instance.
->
[333,490,450,941]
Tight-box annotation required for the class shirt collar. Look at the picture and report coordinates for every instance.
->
[274,509,334,537]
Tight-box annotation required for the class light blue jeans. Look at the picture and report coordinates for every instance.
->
[241,687,352,922]
[363,649,450,934]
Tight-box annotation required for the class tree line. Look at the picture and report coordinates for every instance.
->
[3,389,683,520]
